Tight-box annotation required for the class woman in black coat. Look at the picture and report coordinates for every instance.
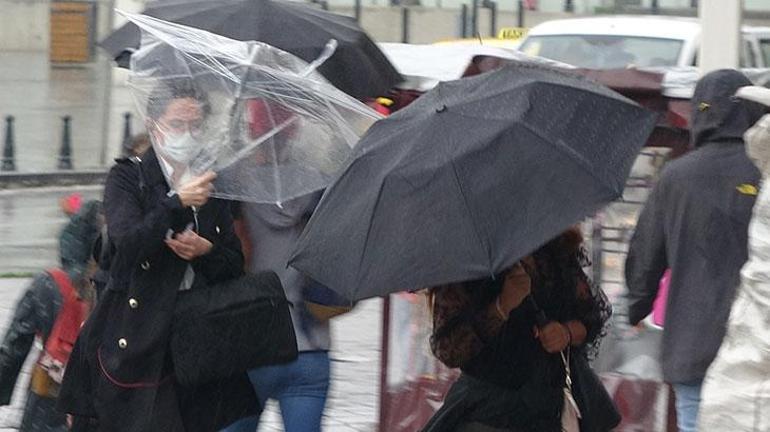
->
[58,83,259,432]
[422,229,613,432]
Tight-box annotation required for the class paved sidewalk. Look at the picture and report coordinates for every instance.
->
[0,278,382,432]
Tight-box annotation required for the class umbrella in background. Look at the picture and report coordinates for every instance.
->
[290,61,658,301]
[102,0,402,99]
[125,13,381,204]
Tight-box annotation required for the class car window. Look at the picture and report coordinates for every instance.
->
[520,35,684,69]
[760,39,770,68]
[741,40,756,68]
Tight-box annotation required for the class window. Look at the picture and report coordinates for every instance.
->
[741,40,757,68]
[760,39,770,68]
[520,35,684,69]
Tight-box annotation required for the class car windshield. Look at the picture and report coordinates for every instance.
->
[520,35,684,69]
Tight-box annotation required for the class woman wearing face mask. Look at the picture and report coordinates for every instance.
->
[147,85,209,186]
[58,82,259,432]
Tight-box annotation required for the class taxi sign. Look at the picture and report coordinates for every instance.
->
[497,27,528,40]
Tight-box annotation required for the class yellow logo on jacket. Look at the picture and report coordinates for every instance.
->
[737,184,759,196]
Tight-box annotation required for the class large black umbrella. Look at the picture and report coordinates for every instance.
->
[290,61,658,301]
[102,0,402,99]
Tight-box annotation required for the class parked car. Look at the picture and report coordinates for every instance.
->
[518,16,770,69]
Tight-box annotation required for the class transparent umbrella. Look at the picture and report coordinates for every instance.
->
[124,12,382,204]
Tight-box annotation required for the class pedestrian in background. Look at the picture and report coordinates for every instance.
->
[0,199,102,432]
[222,192,332,432]
[625,69,765,432]
[221,98,344,432]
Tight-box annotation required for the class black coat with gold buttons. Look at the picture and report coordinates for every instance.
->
[58,148,258,432]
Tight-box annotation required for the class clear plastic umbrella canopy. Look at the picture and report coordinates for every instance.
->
[124,12,382,204]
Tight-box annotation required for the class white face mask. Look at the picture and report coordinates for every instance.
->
[160,131,202,164]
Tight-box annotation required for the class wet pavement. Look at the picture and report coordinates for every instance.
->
[0,185,103,275]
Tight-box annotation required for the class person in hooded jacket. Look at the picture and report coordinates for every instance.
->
[221,99,332,432]
[57,81,258,432]
[698,88,770,431]
[0,200,102,432]
[624,69,766,432]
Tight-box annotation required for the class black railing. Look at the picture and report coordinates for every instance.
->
[0,112,137,172]
[58,116,74,170]
[2,116,15,172]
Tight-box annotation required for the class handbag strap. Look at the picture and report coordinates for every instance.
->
[560,346,573,391]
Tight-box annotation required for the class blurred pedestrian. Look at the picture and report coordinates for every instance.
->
[625,69,765,432]
[222,193,332,432]
[127,132,151,157]
[59,193,83,218]
[0,199,102,432]
[221,97,352,432]
[698,91,770,431]
[422,228,614,432]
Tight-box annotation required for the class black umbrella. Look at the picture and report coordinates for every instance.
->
[102,0,402,99]
[290,61,658,301]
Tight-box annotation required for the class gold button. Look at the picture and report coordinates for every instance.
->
[215,226,221,234]
[141,261,150,270]
[118,338,128,349]
[128,298,139,309]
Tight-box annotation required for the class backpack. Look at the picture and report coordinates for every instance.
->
[31,269,90,397]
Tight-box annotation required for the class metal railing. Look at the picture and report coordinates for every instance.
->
[1,112,135,172]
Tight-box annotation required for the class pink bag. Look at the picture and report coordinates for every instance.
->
[652,269,671,327]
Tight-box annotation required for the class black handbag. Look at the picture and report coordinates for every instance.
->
[527,296,621,432]
[571,353,622,432]
[170,271,298,387]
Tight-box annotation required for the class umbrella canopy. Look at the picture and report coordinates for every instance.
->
[102,0,402,99]
[125,13,381,204]
[290,61,658,301]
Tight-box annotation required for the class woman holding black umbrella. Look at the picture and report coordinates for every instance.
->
[422,228,614,432]
[287,60,655,432]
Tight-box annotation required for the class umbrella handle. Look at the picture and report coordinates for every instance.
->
[527,295,549,328]
[516,260,548,327]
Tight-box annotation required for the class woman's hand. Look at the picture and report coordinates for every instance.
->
[496,262,532,316]
[535,322,571,353]
[534,321,587,353]
[177,171,216,208]
[165,230,213,261]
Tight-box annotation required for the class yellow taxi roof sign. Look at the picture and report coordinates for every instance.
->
[497,27,528,40]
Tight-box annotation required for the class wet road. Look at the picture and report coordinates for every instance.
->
[0,186,103,274]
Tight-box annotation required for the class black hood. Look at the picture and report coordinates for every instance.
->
[691,69,765,148]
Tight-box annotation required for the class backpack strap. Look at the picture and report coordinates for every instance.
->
[43,269,89,367]
[47,269,75,301]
